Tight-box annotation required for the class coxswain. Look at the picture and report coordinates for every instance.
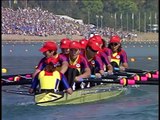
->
[29,57,73,94]
[32,41,69,83]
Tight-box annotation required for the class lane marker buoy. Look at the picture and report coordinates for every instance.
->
[2,68,7,73]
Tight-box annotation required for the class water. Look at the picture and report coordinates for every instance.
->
[2,42,159,120]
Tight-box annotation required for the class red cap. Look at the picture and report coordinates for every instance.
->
[91,35,103,44]
[79,38,88,49]
[69,41,81,49]
[60,38,71,48]
[39,41,57,52]
[109,35,121,43]
[87,39,101,51]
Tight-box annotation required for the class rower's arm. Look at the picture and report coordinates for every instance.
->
[75,68,91,81]
[122,62,128,68]
[60,61,69,74]
[32,69,41,78]
[106,64,113,74]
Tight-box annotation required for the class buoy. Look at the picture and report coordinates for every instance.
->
[130,58,136,62]
[14,76,21,81]
[8,77,14,81]
[26,74,32,78]
[2,68,7,73]
[147,57,152,60]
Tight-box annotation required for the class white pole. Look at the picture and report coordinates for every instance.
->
[88,10,90,25]
[144,12,146,33]
[9,0,11,8]
[139,12,141,33]
[120,13,123,31]
[127,13,128,32]
[100,15,103,29]
[149,12,152,32]
[115,13,117,31]
[155,12,157,24]
[132,13,134,32]
[96,15,99,30]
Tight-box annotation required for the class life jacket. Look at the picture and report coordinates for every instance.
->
[111,51,122,67]
[38,70,61,90]
[83,51,98,75]
[68,55,82,73]
[87,57,97,75]
[65,55,81,86]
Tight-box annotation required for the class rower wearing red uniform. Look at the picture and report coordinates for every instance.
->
[29,57,72,94]
[60,38,71,58]
[79,38,88,54]
[89,35,113,74]
[101,39,112,62]
[108,35,128,70]
[82,38,105,78]
[65,41,91,90]
[32,41,69,81]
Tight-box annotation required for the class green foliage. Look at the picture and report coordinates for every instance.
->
[1,0,158,31]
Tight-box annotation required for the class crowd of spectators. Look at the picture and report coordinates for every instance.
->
[2,7,137,40]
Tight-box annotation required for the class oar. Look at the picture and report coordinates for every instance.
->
[2,78,32,86]
[2,73,32,80]
[81,78,159,86]
[2,89,34,96]
[114,68,159,74]
[91,72,158,82]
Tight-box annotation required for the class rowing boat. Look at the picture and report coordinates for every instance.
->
[2,69,158,106]
[35,83,124,106]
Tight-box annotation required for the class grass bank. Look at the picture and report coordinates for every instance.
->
[2,32,158,43]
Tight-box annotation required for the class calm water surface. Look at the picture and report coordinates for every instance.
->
[2,42,159,120]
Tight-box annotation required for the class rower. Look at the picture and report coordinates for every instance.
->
[32,41,69,78]
[83,38,105,78]
[59,38,71,57]
[29,57,73,95]
[108,35,129,71]
[65,40,91,90]
[79,38,88,54]
[90,35,113,74]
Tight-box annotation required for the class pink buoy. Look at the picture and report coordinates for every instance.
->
[156,71,159,75]
[127,79,135,85]
[140,76,147,81]
[25,74,32,78]
[152,74,158,79]
[8,77,14,81]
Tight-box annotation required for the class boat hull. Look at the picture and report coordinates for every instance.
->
[35,84,124,106]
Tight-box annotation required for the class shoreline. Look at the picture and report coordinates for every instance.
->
[2,33,158,43]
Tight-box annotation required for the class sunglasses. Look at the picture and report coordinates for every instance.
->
[110,43,119,46]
